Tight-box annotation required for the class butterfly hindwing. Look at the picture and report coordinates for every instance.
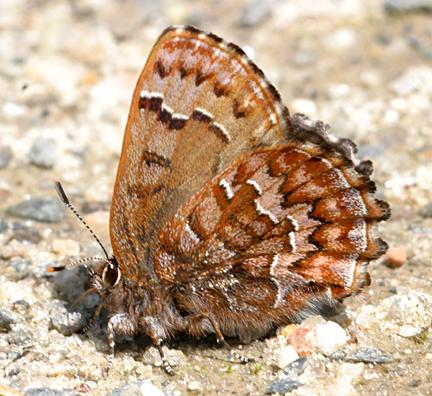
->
[153,142,388,336]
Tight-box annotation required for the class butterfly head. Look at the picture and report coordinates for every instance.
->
[90,257,129,307]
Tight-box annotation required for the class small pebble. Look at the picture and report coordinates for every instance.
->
[383,109,399,124]
[12,300,31,315]
[0,145,13,169]
[282,357,307,377]
[418,202,432,218]
[408,379,421,387]
[330,349,346,360]
[327,83,350,99]
[6,198,65,223]
[139,381,166,396]
[287,326,316,356]
[11,222,42,243]
[325,28,357,50]
[384,246,407,268]
[384,0,432,14]
[391,66,432,96]
[49,301,83,336]
[9,257,32,280]
[28,137,58,169]
[315,321,348,356]
[0,217,8,233]
[332,362,364,393]
[398,324,421,337]
[3,102,26,118]
[277,324,297,338]
[388,286,398,294]
[360,70,380,88]
[1,239,29,258]
[74,383,93,393]
[110,381,166,396]
[0,308,17,331]
[266,359,306,394]
[345,347,395,364]
[187,381,202,392]
[265,378,302,395]
[110,383,141,396]
[25,388,77,396]
[291,99,317,117]
[7,323,33,345]
[276,345,299,369]
[141,346,186,369]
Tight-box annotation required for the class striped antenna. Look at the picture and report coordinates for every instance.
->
[47,256,107,274]
[71,256,107,275]
[54,181,110,260]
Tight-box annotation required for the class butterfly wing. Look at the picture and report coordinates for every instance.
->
[110,26,291,282]
[153,127,389,340]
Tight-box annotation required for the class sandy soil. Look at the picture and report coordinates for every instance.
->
[0,0,431,395]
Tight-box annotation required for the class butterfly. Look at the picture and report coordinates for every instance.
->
[51,25,390,374]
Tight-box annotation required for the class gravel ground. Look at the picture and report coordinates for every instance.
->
[0,0,431,395]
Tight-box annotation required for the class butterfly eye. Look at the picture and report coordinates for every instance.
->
[102,262,121,288]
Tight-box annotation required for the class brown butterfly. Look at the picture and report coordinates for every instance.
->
[51,25,390,374]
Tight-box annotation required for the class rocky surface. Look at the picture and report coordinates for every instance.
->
[0,0,431,395]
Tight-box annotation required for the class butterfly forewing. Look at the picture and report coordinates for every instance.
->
[110,26,290,282]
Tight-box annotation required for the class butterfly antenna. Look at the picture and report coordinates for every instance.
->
[54,181,110,260]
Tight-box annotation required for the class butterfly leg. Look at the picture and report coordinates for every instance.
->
[207,317,251,364]
[207,316,228,346]
[185,314,251,364]
[147,334,174,375]
[139,317,175,376]
[106,313,137,372]
[155,342,175,376]
[83,303,103,334]
[106,317,116,372]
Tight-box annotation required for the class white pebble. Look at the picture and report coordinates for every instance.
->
[398,324,421,338]
[140,380,166,396]
[291,98,317,117]
[383,109,399,124]
[327,83,350,99]
[187,381,203,392]
[360,70,380,88]
[329,362,364,396]
[3,102,26,118]
[391,66,432,96]
[276,344,299,369]
[315,321,348,356]
[325,28,357,50]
